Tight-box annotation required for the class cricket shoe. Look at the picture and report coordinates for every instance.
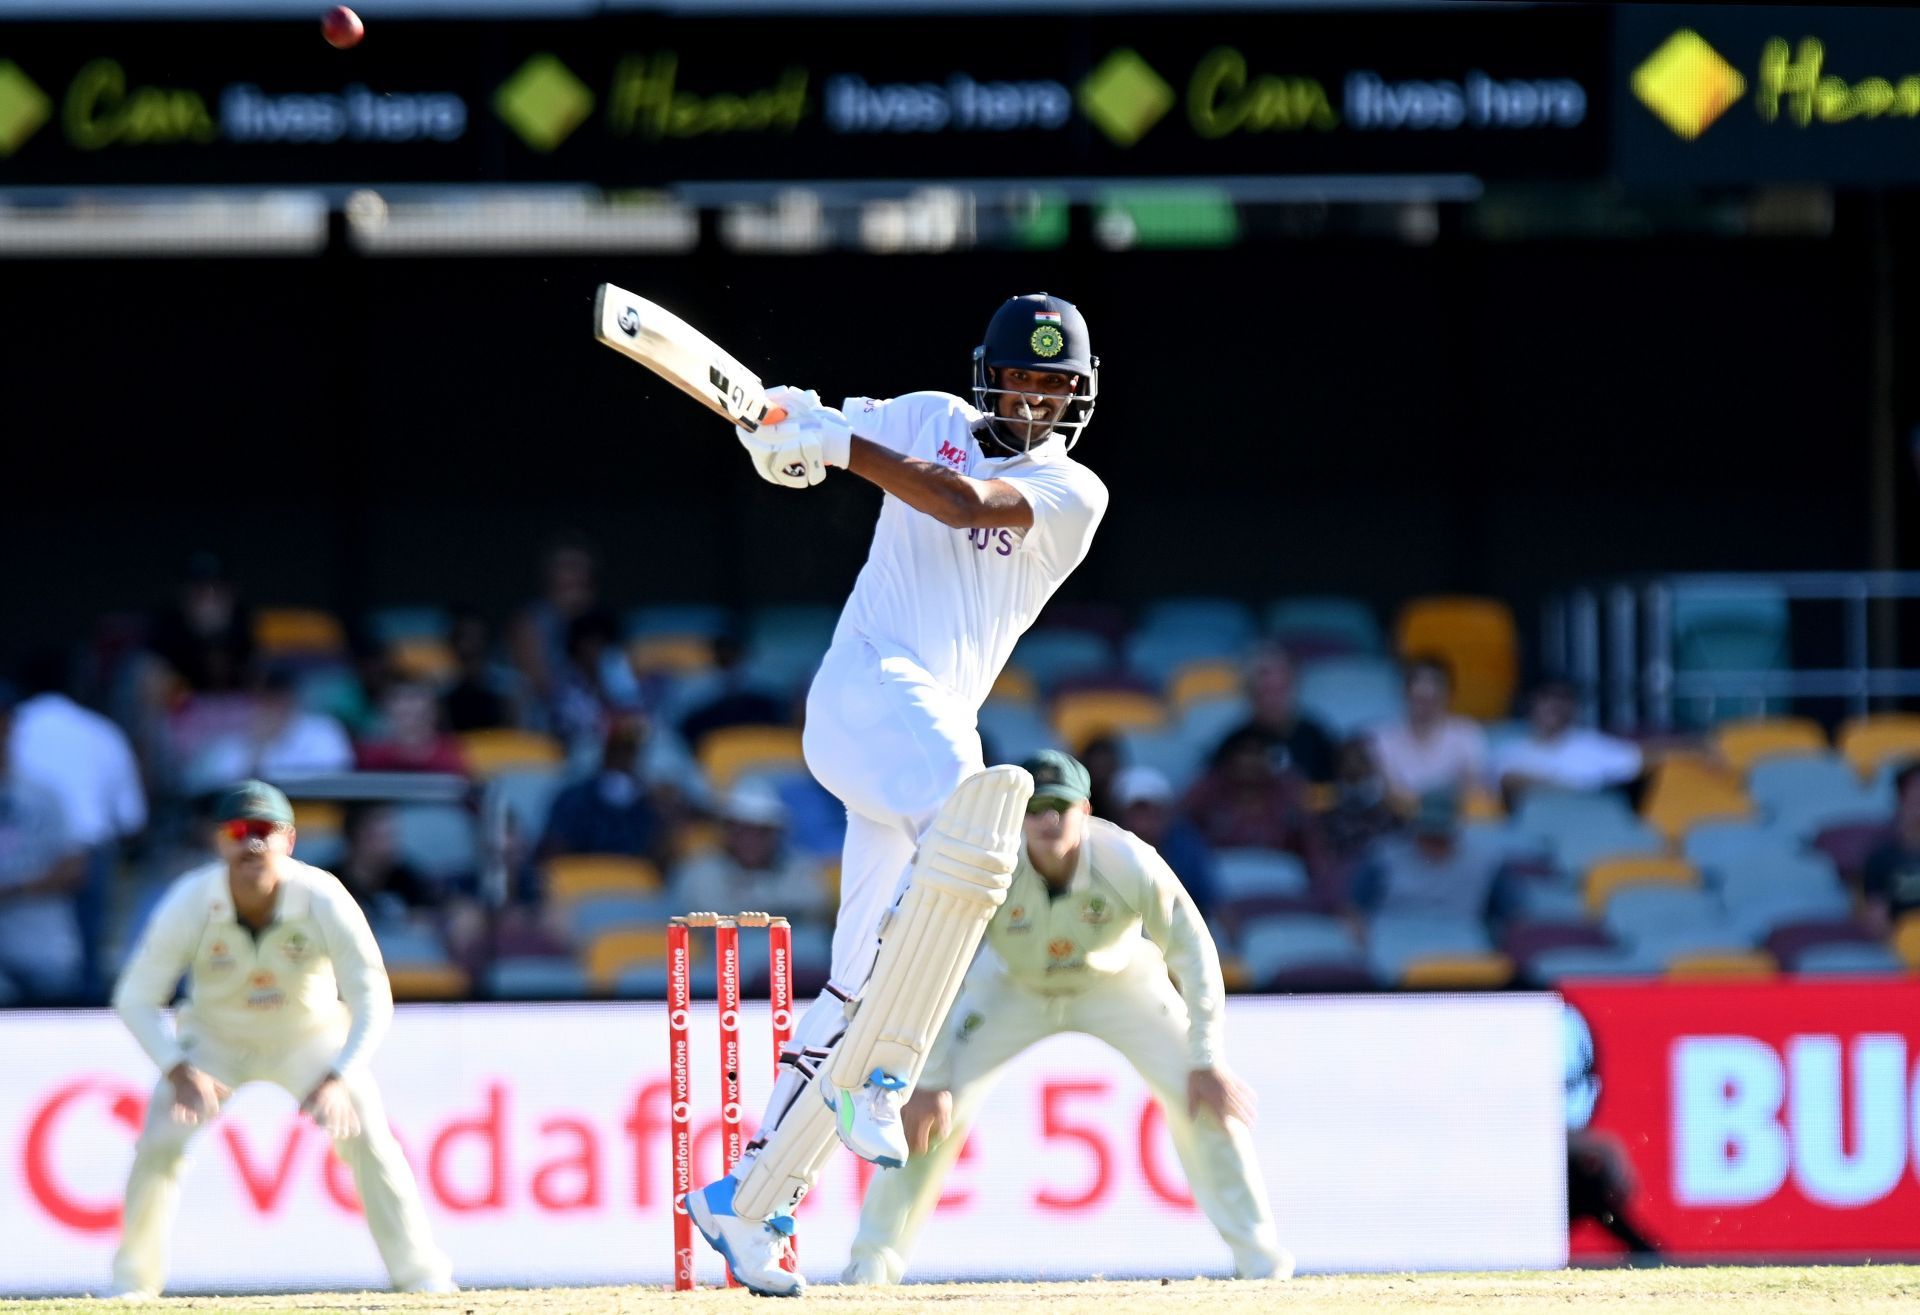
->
[685,1174,803,1298]
[840,1246,904,1286]
[820,1068,909,1168]
[1238,1247,1296,1281]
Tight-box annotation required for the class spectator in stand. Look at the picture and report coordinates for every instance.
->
[1113,765,1219,914]
[1862,761,1920,934]
[538,715,672,867]
[1320,735,1401,879]
[1493,680,1641,806]
[678,632,790,754]
[11,650,149,997]
[189,665,354,789]
[671,780,831,923]
[357,683,468,775]
[441,611,518,733]
[549,609,644,760]
[1080,734,1124,822]
[336,804,442,927]
[1212,646,1336,784]
[148,552,254,695]
[509,537,600,713]
[1181,726,1327,881]
[0,684,88,1002]
[1370,657,1490,801]
[1348,789,1508,922]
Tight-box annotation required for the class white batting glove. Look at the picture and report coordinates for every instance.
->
[736,385,852,489]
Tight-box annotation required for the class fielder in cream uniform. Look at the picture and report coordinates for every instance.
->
[846,751,1290,1284]
[109,780,452,1299]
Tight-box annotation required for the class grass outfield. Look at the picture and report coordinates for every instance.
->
[7,1269,1920,1315]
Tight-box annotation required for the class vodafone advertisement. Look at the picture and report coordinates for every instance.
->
[2,996,1564,1294]
[1563,979,1920,1261]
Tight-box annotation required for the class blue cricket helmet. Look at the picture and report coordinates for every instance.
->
[970,293,1099,452]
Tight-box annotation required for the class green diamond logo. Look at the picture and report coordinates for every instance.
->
[495,54,594,153]
[1079,49,1174,148]
[0,61,51,159]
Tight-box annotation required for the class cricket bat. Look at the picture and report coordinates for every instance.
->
[592,284,787,430]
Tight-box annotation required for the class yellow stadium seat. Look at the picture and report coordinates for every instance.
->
[991,665,1039,705]
[587,928,673,988]
[388,965,471,1001]
[1667,951,1777,981]
[1839,714,1920,780]
[291,800,344,834]
[1586,855,1700,915]
[1894,912,1920,971]
[1168,660,1243,710]
[1462,787,1505,822]
[672,820,723,862]
[627,635,715,676]
[1640,752,1755,842]
[1395,596,1519,721]
[1219,956,1252,991]
[699,725,805,790]
[545,855,664,904]
[459,729,565,779]
[1713,717,1828,775]
[817,859,842,903]
[254,607,346,657]
[388,637,459,684]
[1400,953,1515,990]
[1052,690,1168,754]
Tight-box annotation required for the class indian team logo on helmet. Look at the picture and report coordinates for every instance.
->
[1030,321,1065,358]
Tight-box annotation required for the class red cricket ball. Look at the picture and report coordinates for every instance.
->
[322,6,364,50]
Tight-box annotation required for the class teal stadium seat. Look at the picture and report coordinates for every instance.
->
[1267,596,1384,657]
[1295,657,1404,737]
[1668,580,1789,727]
[1009,629,1114,687]
[365,605,452,646]
[625,604,733,640]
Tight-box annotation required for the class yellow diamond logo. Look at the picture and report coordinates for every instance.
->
[495,54,594,153]
[1079,49,1174,148]
[0,61,51,159]
[1633,29,1746,141]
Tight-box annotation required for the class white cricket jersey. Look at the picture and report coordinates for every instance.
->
[980,817,1226,1069]
[113,860,393,1079]
[834,391,1108,711]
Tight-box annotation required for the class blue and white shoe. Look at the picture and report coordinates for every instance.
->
[820,1068,910,1168]
[684,1175,803,1298]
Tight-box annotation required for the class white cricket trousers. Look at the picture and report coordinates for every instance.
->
[112,1018,451,1297]
[850,956,1285,1280]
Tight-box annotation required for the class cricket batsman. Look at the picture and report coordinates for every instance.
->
[845,751,1290,1284]
[109,780,453,1299]
[687,295,1108,1295]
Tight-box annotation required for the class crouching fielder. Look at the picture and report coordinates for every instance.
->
[109,780,452,1299]
[847,751,1291,1285]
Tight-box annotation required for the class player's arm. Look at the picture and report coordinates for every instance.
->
[311,880,394,1080]
[112,881,205,1074]
[1133,846,1230,1072]
[846,438,1035,530]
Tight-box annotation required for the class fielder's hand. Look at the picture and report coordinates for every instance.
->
[301,1074,362,1141]
[902,1087,953,1155]
[737,385,852,489]
[1188,1066,1257,1127]
[166,1062,230,1127]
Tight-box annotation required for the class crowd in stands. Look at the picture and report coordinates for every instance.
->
[6,541,1920,1006]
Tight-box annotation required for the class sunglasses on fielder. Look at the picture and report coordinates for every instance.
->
[1025,796,1076,816]
[223,819,289,843]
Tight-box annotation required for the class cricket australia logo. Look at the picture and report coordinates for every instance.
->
[618,305,641,337]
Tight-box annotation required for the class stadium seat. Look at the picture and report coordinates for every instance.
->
[1168,659,1243,711]
[1640,753,1756,842]
[1211,848,1312,902]
[1513,789,1637,840]
[1506,874,1591,924]
[991,665,1039,705]
[365,605,452,647]
[483,768,565,845]
[1839,713,1920,780]
[1601,885,1729,950]
[977,699,1059,764]
[1725,874,1853,943]
[1502,919,1614,966]
[1790,943,1906,975]
[1010,629,1115,687]
[1177,695,1252,756]
[1139,598,1259,649]
[1813,820,1890,886]
[1748,755,1872,815]
[626,635,715,676]
[1715,849,1844,906]
[1400,952,1515,989]
[1395,596,1518,721]
[1667,580,1790,726]
[1296,656,1404,737]
[375,923,453,967]
[1116,727,1208,789]
[741,605,838,691]
[1125,631,1248,686]
[460,728,565,779]
[1889,913,1920,970]
[1527,945,1656,984]
[545,855,664,905]
[292,799,345,834]
[388,637,459,684]
[392,803,478,880]
[1365,915,1493,982]
[1584,855,1700,915]
[1764,918,1881,969]
[1683,818,1787,879]
[1554,819,1667,876]
[626,604,733,640]
[565,893,677,943]
[586,927,672,989]
[254,607,348,658]
[1238,915,1368,986]
[388,964,470,1001]
[698,725,806,790]
[1052,690,1168,753]
[1713,717,1827,775]
[1267,596,1384,657]
[1666,950,1777,980]
[485,956,591,1000]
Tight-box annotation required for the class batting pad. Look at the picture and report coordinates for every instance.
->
[731,1081,843,1220]
[826,764,1033,1091]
